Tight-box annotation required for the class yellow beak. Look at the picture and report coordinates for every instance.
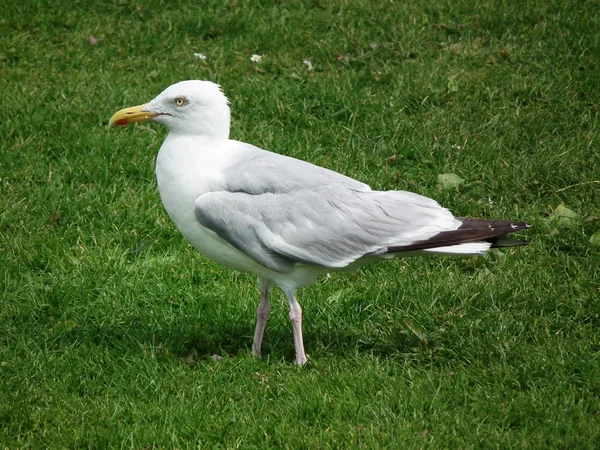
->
[109,103,157,126]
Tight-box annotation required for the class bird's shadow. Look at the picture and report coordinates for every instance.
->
[64,317,255,363]
[57,314,433,366]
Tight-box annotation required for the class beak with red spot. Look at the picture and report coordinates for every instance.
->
[109,103,157,126]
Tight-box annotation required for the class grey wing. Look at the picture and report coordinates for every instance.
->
[194,185,459,273]
[223,141,371,194]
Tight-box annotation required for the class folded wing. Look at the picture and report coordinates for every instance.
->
[193,143,529,273]
[195,184,459,273]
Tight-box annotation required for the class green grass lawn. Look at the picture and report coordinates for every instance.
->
[2,0,600,447]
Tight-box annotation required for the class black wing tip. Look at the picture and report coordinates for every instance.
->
[457,218,532,229]
[511,221,532,230]
[387,218,532,253]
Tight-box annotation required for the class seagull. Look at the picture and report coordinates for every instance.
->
[109,80,530,365]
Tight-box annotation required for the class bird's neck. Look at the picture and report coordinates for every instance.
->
[193,119,229,139]
[167,125,229,140]
[156,134,229,192]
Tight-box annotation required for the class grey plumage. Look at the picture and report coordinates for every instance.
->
[194,142,459,273]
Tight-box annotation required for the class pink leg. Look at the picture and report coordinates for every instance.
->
[252,278,272,358]
[284,288,307,365]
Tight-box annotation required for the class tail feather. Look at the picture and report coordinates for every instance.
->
[387,218,531,254]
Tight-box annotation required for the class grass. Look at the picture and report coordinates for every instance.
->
[1,0,599,447]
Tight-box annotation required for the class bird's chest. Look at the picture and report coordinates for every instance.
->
[155,144,215,228]
[154,144,260,272]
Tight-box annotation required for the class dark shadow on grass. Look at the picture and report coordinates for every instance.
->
[50,313,441,365]
[49,317,257,364]
[302,326,438,362]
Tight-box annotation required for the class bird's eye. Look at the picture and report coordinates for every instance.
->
[174,97,187,107]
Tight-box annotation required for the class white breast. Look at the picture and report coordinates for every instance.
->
[154,135,278,276]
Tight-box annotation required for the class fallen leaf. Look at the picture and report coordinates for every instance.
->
[437,173,465,191]
[590,232,600,247]
[89,35,98,45]
[53,320,78,334]
[547,204,578,225]
[447,75,459,93]
[211,354,223,361]
[486,248,506,261]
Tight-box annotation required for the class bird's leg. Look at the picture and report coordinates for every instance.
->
[283,288,307,365]
[252,277,272,358]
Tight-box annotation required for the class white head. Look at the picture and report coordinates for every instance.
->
[109,80,231,139]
